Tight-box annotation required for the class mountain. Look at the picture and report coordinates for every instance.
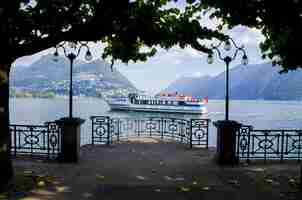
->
[162,63,302,100]
[163,75,212,98]
[10,54,137,97]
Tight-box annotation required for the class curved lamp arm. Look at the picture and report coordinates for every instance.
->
[207,36,248,65]
[53,41,92,61]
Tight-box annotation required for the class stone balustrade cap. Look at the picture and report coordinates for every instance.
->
[213,120,242,128]
[55,117,85,125]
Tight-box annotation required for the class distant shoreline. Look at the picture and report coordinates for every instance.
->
[8,96,302,103]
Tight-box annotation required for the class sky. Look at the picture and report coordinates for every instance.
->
[14,1,267,95]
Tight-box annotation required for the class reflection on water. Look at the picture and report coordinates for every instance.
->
[9,98,302,147]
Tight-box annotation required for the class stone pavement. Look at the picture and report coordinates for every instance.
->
[3,138,301,199]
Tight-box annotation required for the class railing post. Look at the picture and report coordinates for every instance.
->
[55,117,85,163]
[280,130,284,163]
[107,117,110,145]
[91,117,94,145]
[214,120,241,165]
[190,119,193,149]
[29,127,33,155]
[149,117,152,137]
[47,123,50,159]
[246,127,250,163]
[206,119,209,149]
[298,131,301,162]
[13,126,17,157]
[137,119,140,137]
[236,125,240,161]
[161,118,164,139]
[117,119,120,142]
[264,131,268,163]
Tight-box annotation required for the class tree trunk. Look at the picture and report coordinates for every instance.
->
[0,64,12,190]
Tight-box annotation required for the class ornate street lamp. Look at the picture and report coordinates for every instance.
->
[53,41,93,118]
[207,37,248,121]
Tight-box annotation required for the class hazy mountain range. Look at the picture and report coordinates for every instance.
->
[10,54,136,96]
[163,63,302,100]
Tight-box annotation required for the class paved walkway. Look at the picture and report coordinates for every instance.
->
[5,138,302,199]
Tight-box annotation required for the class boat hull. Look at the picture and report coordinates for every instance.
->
[108,103,207,114]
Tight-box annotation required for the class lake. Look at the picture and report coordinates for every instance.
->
[9,98,302,147]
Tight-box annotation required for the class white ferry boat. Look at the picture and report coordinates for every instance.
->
[104,93,208,114]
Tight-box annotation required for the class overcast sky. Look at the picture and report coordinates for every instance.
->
[14,1,267,95]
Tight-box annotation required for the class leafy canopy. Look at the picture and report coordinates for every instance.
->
[200,0,302,71]
[0,0,224,65]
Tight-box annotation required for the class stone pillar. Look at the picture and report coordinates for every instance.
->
[213,120,241,165]
[55,117,85,162]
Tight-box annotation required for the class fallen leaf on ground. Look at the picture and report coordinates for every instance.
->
[136,175,147,180]
[179,186,191,192]
[249,168,265,172]
[23,170,34,176]
[265,179,273,184]
[96,174,105,180]
[164,176,173,181]
[154,189,161,192]
[202,186,210,191]
[37,181,46,187]
[0,193,8,200]
[56,186,70,193]
[288,178,296,184]
[174,177,185,181]
[82,192,93,198]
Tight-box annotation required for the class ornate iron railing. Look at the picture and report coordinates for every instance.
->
[237,126,302,162]
[10,122,61,159]
[90,116,210,148]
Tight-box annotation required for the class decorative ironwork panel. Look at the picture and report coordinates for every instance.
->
[47,122,61,158]
[237,126,302,162]
[161,118,187,140]
[90,116,210,148]
[190,119,210,148]
[236,125,252,161]
[10,122,60,159]
[91,116,111,145]
[110,117,163,141]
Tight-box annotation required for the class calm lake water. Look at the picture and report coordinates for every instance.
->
[9,98,302,147]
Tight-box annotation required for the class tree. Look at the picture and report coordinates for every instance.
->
[200,0,302,71]
[0,0,224,188]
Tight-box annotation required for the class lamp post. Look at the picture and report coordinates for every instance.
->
[207,37,248,121]
[53,41,93,119]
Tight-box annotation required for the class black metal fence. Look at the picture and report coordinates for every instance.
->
[90,116,210,148]
[236,125,302,162]
[10,122,61,159]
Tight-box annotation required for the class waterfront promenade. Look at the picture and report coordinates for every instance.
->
[3,138,301,200]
